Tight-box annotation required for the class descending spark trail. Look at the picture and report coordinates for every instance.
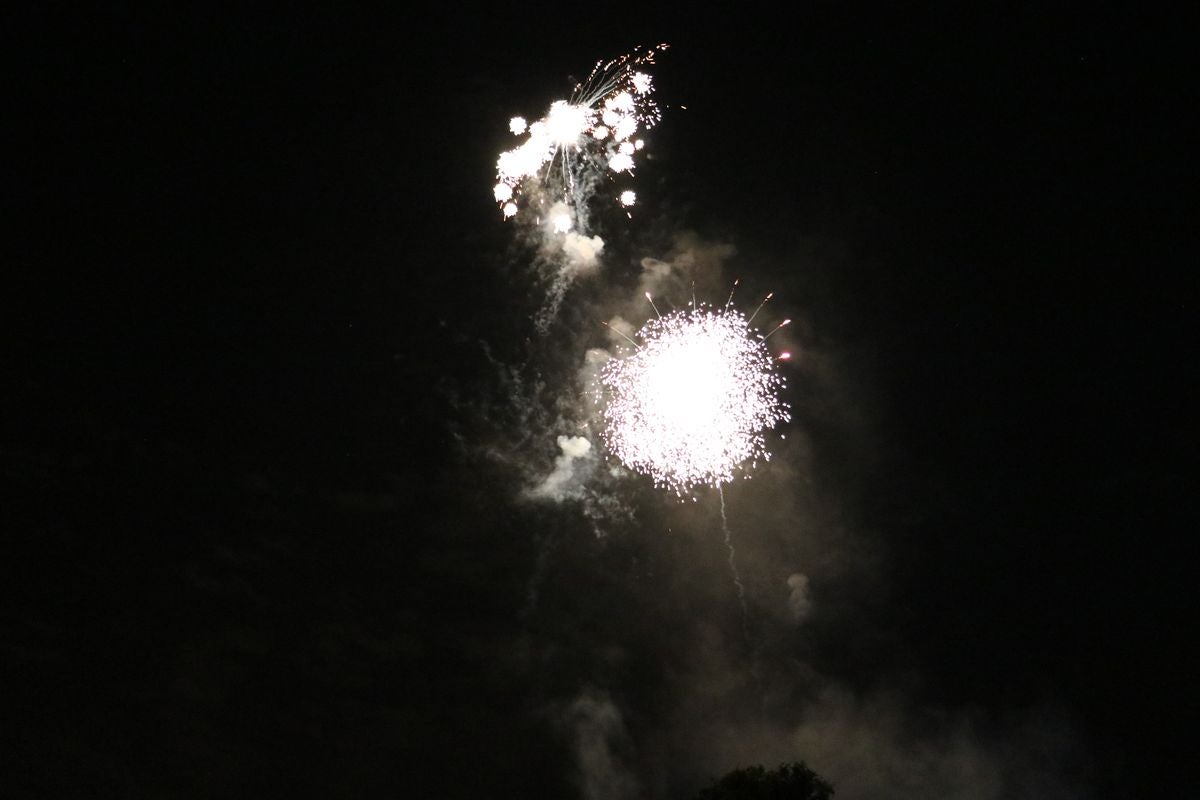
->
[718,485,751,646]
[493,45,667,232]
[598,302,790,497]
[599,297,789,650]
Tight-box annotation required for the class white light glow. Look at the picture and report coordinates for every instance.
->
[609,153,634,173]
[599,306,789,495]
[490,45,668,224]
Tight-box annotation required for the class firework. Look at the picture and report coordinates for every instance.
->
[493,44,667,231]
[598,302,790,496]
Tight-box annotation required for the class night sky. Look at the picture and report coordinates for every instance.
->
[7,8,1194,799]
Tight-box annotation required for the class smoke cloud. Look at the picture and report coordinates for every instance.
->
[786,572,812,624]
[525,434,595,502]
[781,686,1086,800]
[562,232,605,273]
[564,688,640,800]
[475,93,1090,798]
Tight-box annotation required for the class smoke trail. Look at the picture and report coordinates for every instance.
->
[521,528,558,618]
[533,223,606,334]
[718,485,750,648]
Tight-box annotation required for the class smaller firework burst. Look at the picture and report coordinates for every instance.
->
[493,44,667,231]
[598,302,790,496]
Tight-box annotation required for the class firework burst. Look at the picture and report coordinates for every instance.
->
[598,301,790,496]
[494,44,667,231]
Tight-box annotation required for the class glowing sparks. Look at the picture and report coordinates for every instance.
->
[493,44,667,226]
[620,190,636,207]
[599,305,789,495]
[608,152,634,173]
[545,100,590,145]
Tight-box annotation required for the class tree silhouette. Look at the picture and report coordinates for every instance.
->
[695,762,834,800]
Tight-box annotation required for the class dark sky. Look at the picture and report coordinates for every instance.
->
[7,7,1194,799]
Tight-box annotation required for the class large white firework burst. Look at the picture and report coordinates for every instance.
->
[493,44,667,231]
[599,303,790,496]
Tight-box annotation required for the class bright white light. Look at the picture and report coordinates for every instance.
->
[497,137,552,184]
[599,306,789,495]
[620,190,636,207]
[605,92,635,113]
[634,139,644,150]
[492,44,668,223]
[613,116,637,141]
[552,213,572,233]
[503,202,518,218]
[546,101,591,146]
[609,153,634,173]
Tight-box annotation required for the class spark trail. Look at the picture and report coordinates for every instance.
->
[718,485,751,647]
[599,296,789,657]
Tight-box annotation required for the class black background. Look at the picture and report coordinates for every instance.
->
[7,7,1193,798]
